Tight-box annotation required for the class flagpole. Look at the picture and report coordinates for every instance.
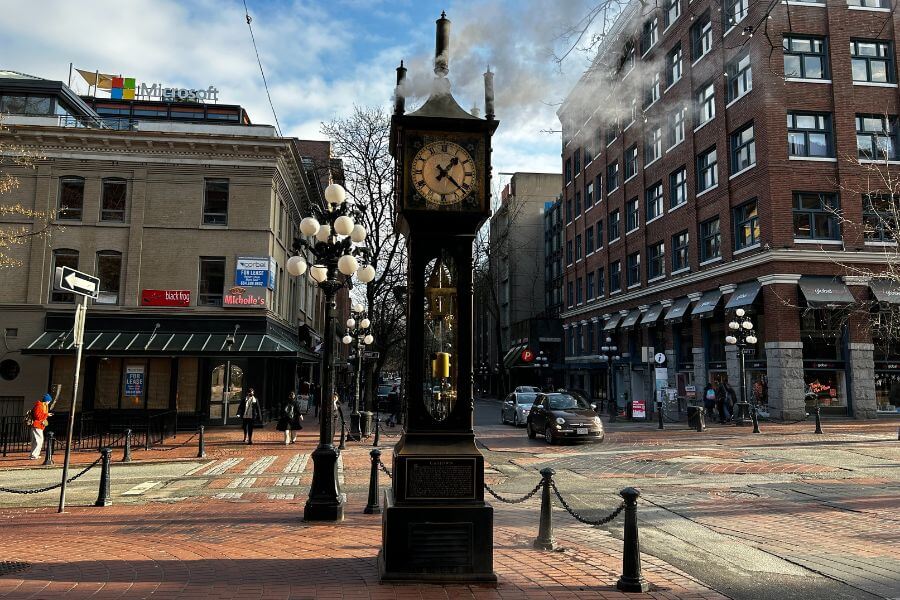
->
[67,63,72,88]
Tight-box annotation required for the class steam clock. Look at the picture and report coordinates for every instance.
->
[379,12,498,583]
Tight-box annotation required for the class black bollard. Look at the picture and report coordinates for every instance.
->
[94,447,112,507]
[657,401,664,430]
[533,467,556,550]
[122,429,132,463]
[616,487,650,593]
[609,398,617,423]
[751,405,761,434]
[364,448,382,514]
[814,407,823,434]
[695,408,705,432]
[43,431,55,466]
[197,425,206,458]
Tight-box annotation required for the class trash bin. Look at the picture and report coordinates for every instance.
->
[360,411,374,437]
[687,405,705,431]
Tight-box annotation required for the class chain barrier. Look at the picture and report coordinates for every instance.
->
[0,457,102,495]
[549,480,627,526]
[483,479,542,504]
[147,431,198,452]
[375,420,403,438]
[757,412,810,425]
[377,457,393,479]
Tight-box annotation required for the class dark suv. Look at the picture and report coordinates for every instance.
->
[526,392,604,444]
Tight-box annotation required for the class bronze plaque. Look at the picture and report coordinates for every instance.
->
[406,457,476,499]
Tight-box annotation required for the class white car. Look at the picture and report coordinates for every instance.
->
[501,392,538,426]
[514,386,541,393]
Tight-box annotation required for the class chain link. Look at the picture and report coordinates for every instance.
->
[377,457,393,479]
[147,432,198,452]
[549,480,626,526]
[483,479,542,504]
[0,457,102,495]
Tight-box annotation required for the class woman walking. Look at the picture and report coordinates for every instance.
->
[277,391,304,444]
[238,388,262,444]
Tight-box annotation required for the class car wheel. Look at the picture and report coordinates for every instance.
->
[544,426,555,445]
[527,421,536,439]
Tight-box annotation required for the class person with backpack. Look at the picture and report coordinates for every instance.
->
[27,393,53,459]
[237,388,262,444]
[277,391,304,444]
[703,383,716,419]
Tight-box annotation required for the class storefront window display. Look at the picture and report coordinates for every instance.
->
[874,372,900,413]
[803,370,847,413]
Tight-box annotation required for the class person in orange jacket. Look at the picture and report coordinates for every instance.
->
[29,393,53,459]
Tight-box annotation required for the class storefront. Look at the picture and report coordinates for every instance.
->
[870,279,900,414]
[874,363,900,414]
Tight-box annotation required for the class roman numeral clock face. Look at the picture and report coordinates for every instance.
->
[411,141,477,206]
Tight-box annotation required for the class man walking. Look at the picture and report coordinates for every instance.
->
[28,393,53,459]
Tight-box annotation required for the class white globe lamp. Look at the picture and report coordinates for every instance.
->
[334,215,354,236]
[286,255,307,277]
[324,183,346,206]
[350,224,366,243]
[357,264,376,283]
[338,254,359,276]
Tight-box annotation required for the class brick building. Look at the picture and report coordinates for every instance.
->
[558,0,900,419]
[0,70,344,426]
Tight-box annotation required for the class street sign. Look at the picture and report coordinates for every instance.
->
[364,351,380,359]
[654,352,666,364]
[55,266,99,299]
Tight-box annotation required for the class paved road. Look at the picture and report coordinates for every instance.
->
[474,396,899,600]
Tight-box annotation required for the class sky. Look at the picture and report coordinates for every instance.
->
[0,0,601,187]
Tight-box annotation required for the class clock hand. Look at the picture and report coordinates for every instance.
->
[446,174,466,191]
[435,163,449,180]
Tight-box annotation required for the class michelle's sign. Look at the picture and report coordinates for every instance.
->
[224,286,267,308]
[142,289,190,307]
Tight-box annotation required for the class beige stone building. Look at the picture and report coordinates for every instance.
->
[0,71,334,427]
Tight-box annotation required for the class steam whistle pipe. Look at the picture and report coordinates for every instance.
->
[394,60,407,116]
[435,11,450,76]
[484,68,495,120]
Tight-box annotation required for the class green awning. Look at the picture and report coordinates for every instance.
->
[664,297,692,322]
[799,276,854,308]
[691,290,722,317]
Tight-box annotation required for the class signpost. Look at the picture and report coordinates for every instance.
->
[55,267,97,513]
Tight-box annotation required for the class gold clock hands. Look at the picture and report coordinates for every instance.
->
[446,173,465,192]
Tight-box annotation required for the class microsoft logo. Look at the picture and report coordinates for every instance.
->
[110,77,135,100]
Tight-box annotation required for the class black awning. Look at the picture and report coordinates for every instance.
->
[602,315,622,331]
[725,281,762,310]
[799,276,855,308]
[869,279,900,305]
[503,344,525,369]
[692,290,722,317]
[664,297,692,321]
[640,303,665,327]
[620,309,642,329]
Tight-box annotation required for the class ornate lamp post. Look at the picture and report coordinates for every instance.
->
[342,304,374,440]
[599,337,619,422]
[288,182,376,522]
[477,361,489,396]
[534,350,550,390]
[725,308,757,426]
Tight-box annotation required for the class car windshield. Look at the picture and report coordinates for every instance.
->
[516,393,537,405]
[377,385,392,395]
[546,393,591,410]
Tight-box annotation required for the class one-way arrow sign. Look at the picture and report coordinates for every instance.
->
[55,266,99,299]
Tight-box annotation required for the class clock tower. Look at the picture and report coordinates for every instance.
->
[379,11,498,583]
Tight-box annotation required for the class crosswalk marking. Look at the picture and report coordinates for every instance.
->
[276,476,301,486]
[267,493,295,500]
[227,477,257,488]
[122,481,161,496]
[283,453,309,474]
[203,457,244,476]
[243,456,277,475]
[214,492,243,499]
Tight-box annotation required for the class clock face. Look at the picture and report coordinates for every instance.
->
[411,141,477,206]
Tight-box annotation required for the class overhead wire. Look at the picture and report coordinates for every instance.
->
[242,0,283,137]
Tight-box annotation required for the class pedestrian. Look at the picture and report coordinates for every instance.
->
[27,393,53,460]
[277,391,304,444]
[715,379,728,424]
[238,388,262,444]
[723,381,737,421]
[333,392,346,433]
[703,383,716,419]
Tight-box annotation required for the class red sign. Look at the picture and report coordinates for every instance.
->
[632,400,646,419]
[223,286,267,307]
[141,289,190,307]
[521,349,535,363]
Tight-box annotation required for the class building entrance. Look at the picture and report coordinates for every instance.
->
[209,361,245,425]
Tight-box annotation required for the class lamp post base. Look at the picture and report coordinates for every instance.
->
[303,445,345,522]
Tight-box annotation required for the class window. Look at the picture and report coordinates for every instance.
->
[203,179,229,225]
[645,71,661,107]
[849,0,890,6]
[607,162,620,191]
[566,239,574,264]
[57,177,84,221]
[625,145,638,179]
[672,231,689,270]
[575,190,582,214]
[100,178,127,222]
[724,0,749,28]
[668,107,685,148]
[665,0,681,28]
[670,167,687,208]
[863,194,899,241]
[783,36,828,79]
[587,272,595,299]
[667,44,683,86]
[734,199,760,249]
[628,99,638,127]
[648,242,665,279]
[586,226,595,253]
[793,192,840,240]
[567,281,574,307]
[646,182,664,220]
[574,148,582,175]
[646,127,662,163]
[597,219,604,247]
[606,122,618,145]
[566,198,573,222]
[50,249,78,303]
[586,181,594,207]
[598,267,606,296]
[731,123,756,173]
[584,144,593,165]
[787,112,834,157]
[575,234,583,260]
[610,210,621,240]
[626,197,640,231]
[576,277,583,304]
[627,251,641,287]
[198,257,226,306]
[850,40,894,83]
[565,158,572,184]
[726,52,752,102]
[697,146,718,192]
[696,81,715,125]
[620,43,636,75]
[96,251,122,305]
[856,114,899,160]
[700,217,721,261]
[610,260,622,292]
[691,11,712,61]
[641,17,659,54]
[595,175,603,201]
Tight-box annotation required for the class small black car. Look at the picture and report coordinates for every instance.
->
[526,392,604,444]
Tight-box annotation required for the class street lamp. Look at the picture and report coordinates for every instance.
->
[342,305,374,440]
[290,183,376,522]
[476,361,490,396]
[724,308,757,426]
[598,337,619,422]
[534,350,550,390]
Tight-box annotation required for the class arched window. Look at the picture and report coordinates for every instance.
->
[100,178,127,222]
[96,250,122,305]
[57,177,85,221]
[50,249,79,302]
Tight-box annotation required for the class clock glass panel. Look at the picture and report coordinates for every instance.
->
[405,133,483,211]
[423,251,458,423]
